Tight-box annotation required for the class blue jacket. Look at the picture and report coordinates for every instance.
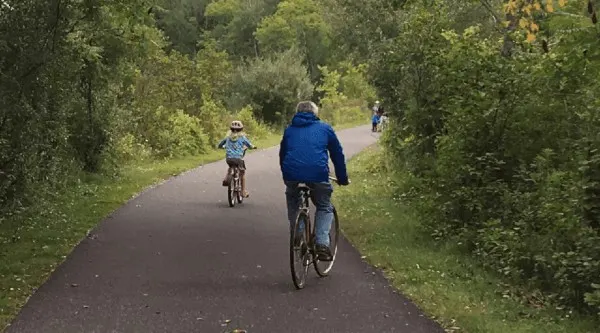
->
[372,114,381,123]
[279,112,348,184]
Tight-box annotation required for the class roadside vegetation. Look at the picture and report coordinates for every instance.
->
[365,0,600,324]
[335,147,600,333]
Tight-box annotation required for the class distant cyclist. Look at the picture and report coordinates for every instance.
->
[218,120,256,198]
[371,112,381,132]
[372,100,380,115]
[279,101,349,261]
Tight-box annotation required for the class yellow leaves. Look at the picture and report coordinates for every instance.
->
[519,18,529,29]
[530,22,539,32]
[503,0,568,43]
[502,0,568,16]
[504,0,518,14]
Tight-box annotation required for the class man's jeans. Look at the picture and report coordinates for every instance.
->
[285,181,334,246]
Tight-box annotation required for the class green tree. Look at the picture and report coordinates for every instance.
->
[230,49,314,126]
[255,0,331,79]
[204,0,279,58]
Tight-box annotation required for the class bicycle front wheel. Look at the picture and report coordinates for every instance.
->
[236,177,244,204]
[314,205,340,277]
[290,210,310,289]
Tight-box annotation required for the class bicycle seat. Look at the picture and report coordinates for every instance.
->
[297,183,310,190]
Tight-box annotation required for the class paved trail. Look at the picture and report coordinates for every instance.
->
[6,125,443,333]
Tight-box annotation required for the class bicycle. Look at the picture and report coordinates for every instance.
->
[289,176,344,289]
[222,147,255,208]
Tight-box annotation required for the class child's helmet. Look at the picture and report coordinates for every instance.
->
[230,120,244,130]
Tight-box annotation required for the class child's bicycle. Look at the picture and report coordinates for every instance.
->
[226,160,244,207]
[221,147,255,208]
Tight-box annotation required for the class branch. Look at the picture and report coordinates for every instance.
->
[478,0,507,35]
[20,0,64,79]
[479,0,501,24]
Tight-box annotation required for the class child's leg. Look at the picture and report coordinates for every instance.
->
[240,170,249,197]
[237,159,249,197]
[223,166,232,186]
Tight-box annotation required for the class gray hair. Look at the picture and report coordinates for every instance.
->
[296,101,319,115]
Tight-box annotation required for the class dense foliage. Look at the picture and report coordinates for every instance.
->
[0,0,372,216]
[356,0,600,317]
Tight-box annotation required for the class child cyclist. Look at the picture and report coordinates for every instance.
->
[217,120,256,198]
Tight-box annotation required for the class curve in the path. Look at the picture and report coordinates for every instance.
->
[6,125,444,333]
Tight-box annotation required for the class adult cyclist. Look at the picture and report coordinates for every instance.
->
[279,101,349,261]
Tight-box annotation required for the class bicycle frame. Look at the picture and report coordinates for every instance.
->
[289,176,341,289]
[297,185,313,243]
[296,176,339,247]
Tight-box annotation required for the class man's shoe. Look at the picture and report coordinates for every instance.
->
[315,244,333,261]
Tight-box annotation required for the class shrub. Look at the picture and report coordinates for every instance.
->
[235,105,271,139]
[112,133,152,163]
[316,65,371,126]
[229,48,314,127]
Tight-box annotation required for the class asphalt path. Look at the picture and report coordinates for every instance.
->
[6,125,444,333]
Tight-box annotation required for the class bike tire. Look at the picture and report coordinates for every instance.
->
[227,177,235,207]
[314,205,340,277]
[290,210,310,289]
[236,177,244,204]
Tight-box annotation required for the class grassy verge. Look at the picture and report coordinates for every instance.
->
[333,146,600,333]
[0,132,282,329]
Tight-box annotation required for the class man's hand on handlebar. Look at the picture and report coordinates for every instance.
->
[328,176,350,186]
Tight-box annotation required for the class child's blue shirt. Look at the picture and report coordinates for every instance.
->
[218,134,254,159]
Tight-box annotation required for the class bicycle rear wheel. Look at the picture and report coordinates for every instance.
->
[227,174,236,207]
[314,205,340,277]
[290,210,310,289]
